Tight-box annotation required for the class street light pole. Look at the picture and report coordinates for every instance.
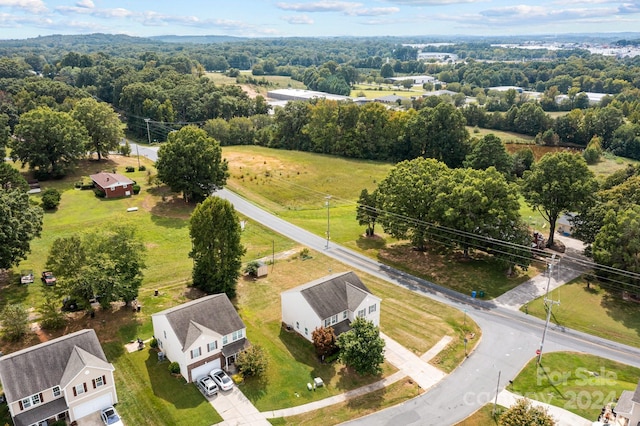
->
[325,195,331,249]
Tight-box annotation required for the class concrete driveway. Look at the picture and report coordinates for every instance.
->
[74,412,104,426]
[208,386,270,426]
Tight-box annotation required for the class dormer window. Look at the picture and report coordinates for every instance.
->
[52,386,61,397]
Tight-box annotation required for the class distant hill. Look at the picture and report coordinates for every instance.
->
[0,33,158,47]
[149,35,248,44]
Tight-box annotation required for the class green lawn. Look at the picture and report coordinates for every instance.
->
[268,378,421,425]
[351,84,423,99]
[523,280,640,348]
[467,127,535,144]
[508,352,640,420]
[103,344,221,426]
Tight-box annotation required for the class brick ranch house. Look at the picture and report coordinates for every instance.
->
[90,172,135,198]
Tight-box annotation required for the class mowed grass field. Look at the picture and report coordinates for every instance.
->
[1,152,478,424]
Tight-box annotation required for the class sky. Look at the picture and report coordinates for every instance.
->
[0,0,640,40]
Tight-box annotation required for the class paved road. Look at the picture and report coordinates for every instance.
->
[136,143,640,424]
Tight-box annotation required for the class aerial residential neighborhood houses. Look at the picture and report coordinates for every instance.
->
[151,294,249,383]
[0,329,117,426]
[281,271,381,343]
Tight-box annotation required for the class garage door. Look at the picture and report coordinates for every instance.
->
[190,358,221,382]
[72,392,113,420]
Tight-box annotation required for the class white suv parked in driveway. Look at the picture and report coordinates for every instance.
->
[196,375,219,396]
[210,368,234,391]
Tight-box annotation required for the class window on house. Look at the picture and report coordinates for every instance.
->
[222,335,228,345]
[163,331,167,339]
[94,376,104,388]
[157,338,162,349]
[75,384,85,396]
[52,386,61,397]
[369,304,376,314]
[31,394,41,405]
[296,322,299,329]
[21,397,31,409]
[304,328,308,335]
[324,318,331,327]
[357,309,366,318]
[343,311,348,319]
[232,330,243,341]
[331,314,338,324]
[110,187,115,191]
[191,347,201,359]
[207,341,217,352]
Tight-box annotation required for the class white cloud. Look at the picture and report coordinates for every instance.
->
[282,14,315,24]
[347,7,400,15]
[276,1,363,12]
[385,0,481,5]
[76,0,94,8]
[0,0,47,13]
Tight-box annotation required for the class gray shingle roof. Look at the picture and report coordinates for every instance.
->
[152,294,245,350]
[283,271,372,320]
[0,329,110,402]
[13,396,69,426]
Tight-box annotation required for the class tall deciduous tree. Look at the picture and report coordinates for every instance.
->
[1,304,29,341]
[0,190,43,270]
[522,152,597,247]
[463,134,512,176]
[356,188,380,237]
[189,197,245,298]
[0,162,29,192]
[156,125,228,203]
[592,206,640,289]
[45,226,146,309]
[377,158,450,250]
[72,97,124,161]
[11,106,89,176]
[312,326,337,357]
[336,317,385,376]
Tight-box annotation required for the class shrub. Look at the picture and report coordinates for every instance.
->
[132,184,141,194]
[138,165,146,171]
[94,188,106,198]
[41,188,61,210]
[168,362,180,375]
[244,261,261,277]
[231,373,244,384]
[236,345,268,377]
[312,326,337,358]
[125,166,135,173]
[150,338,158,349]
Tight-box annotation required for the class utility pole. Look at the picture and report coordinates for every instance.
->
[537,254,559,366]
[492,370,501,418]
[144,118,152,145]
[325,195,331,249]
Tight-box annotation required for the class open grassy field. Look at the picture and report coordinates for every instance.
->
[508,352,640,420]
[1,153,478,424]
[205,71,306,97]
[223,146,541,298]
[523,279,640,348]
[468,127,535,145]
[351,83,424,99]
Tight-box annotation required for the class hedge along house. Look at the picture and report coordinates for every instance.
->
[90,172,135,198]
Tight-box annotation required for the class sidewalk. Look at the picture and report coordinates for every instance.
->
[211,387,271,426]
[497,389,591,426]
[494,236,589,310]
[262,335,452,419]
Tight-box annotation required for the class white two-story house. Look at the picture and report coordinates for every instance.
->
[0,329,117,426]
[151,293,249,382]
[281,271,382,342]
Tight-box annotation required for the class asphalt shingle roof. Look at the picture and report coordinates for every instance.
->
[0,329,110,402]
[152,294,245,351]
[283,271,372,320]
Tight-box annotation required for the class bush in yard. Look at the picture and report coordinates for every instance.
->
[125,166,135,172]
[168,362,180,375]
[41,188,61,210]
[132,184,141,194]
[1,304,29,341]
[94,188,105,198]
[312,326,337,358]
[138,165,146,171]
[499,398,555,426]
[243,261,260,277]
[336,317,385,375]
[236,344,268,377]
[149,337,158,349]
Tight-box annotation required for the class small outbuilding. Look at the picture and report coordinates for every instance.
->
[256,261,268,278]
[556,213,576,236]
[90,172,135,199]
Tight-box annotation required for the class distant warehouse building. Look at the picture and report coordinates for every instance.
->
[266,89,352,102]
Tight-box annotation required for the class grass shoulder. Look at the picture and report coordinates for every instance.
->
[508,352,640,420]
